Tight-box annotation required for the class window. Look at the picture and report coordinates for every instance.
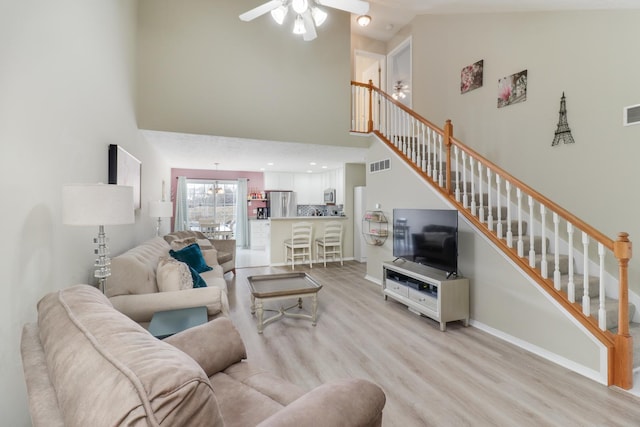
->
[186,180,237,233]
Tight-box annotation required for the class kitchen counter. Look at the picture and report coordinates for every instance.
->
[268,216,351,266]
[269,216,348,220]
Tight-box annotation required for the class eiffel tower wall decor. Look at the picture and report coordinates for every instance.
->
[551,92,575,146]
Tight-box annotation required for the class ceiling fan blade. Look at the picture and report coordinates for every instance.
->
[302,10,317,41]
[239,0,281,22]
[316,0,369,15]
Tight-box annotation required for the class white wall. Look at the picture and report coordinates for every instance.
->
[0,1,170,424]
[136,0,367,150]
[386,10,640,293]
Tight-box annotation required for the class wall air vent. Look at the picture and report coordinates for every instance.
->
[369,159,390,173]
[623,104,640,126]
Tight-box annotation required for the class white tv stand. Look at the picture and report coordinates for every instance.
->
[382,260,469,331]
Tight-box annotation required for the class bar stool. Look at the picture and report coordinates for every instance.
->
[315,221,343,267]
[283,222,313,269]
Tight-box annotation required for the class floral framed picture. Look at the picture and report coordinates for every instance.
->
[497,70,528,108]
[460,59,483,94]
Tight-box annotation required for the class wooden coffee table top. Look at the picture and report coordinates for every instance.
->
[247,272,322,298]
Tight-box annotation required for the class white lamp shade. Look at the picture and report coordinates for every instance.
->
[149,201,174,218]
[63,184,135,226]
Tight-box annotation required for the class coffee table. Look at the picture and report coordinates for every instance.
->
[247,272,323,334]
[148,306,208,339]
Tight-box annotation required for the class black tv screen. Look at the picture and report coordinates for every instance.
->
[393,209,458,276]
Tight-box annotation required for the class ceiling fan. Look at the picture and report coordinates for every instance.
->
[239,0,370,41]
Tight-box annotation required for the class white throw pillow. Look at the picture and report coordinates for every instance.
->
[156,257,193,292]
[201,248,219,266]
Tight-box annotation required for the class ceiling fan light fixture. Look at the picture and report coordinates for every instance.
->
[311,6,327,27]
[356,14,371,27]
[271,5,288,25]
[293,14,307,34]
[291,0,309,14]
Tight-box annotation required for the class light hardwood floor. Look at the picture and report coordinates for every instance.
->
[225,262,640,427]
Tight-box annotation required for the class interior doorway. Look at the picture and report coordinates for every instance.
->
[387,37,412,108]
[354,49,385,90]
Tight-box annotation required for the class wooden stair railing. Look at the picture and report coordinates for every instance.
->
[351,80,633,389]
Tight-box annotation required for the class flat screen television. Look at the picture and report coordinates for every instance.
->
[393,209,458,277]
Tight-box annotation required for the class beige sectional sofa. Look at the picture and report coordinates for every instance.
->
[106,236,230,323]
[21,285,386,426]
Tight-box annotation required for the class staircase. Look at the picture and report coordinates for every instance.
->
[351,80,636,390]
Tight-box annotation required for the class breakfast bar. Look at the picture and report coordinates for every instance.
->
[269,216,350,266]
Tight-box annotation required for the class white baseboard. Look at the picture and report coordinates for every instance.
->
[470,319,607,386]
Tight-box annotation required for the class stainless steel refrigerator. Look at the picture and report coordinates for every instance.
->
[267,191,297,217]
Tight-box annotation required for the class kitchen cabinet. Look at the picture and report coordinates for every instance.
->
[264,172,294,191]
[250,220,270,249]
[266,168,344,205]
[293,173,323,204]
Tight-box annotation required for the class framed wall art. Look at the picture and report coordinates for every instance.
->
[460,59,483,94]
[497,69,527,108]
[108,144,141,210]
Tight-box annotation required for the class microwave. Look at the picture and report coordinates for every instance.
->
[323,188,336,204]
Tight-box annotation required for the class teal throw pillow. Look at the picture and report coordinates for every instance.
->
[189,267,207,288]
[170,243,213,274]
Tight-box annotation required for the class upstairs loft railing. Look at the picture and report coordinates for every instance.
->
[351,80,634,389]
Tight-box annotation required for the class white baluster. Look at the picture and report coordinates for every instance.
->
[582,232,590,316]
[426,128,432,177]
[567,223,575,303]
[417,123,427,172]
[478,162,484,223]
[470,157,477,216]
[411,118,416,163]
[528,196,535,268]
[540,205,547,278]
[461,151,468,208]
[598,243,606,330]
[496,174,502,238]
[516,188,523,257]
[454,146,461,202]
[506,181,513,247]
[437,134,444,187]
[487,169,493,231]
[553,213,561,290]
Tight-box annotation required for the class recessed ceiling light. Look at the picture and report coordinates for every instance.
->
[307,170,313,173]
[267,162,274,166]
[260,167,265,171]
[321,165,328,169]
[310,162,316,165]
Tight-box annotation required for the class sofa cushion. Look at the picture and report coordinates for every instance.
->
[170,243,212,274]
[37,285,224,426]
[156,257,193,292]
[217,251,233,265]
[107,237,170,297]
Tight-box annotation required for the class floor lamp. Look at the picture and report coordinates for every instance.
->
[149,200,173,236]
[63,184,135,293]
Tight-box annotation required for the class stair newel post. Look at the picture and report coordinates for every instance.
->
[613,232,633,389]
[367,80,374,133]
[444,120,453,195]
